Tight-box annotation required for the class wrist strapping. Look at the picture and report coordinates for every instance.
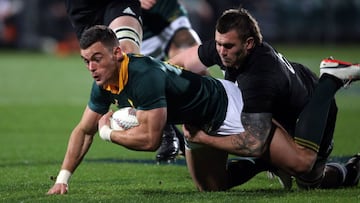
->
[56,169,72,184]
[99,125,113,142]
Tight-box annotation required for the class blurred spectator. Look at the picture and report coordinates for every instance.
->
[38,0,78,55]
[0,0,23,48]
[179,0,214,41]
[1,0,360,51]
[180,0,244,41]
[181,0,360,44]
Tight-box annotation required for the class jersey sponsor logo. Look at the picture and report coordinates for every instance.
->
[275,52,295,74]
[113,98,135,108]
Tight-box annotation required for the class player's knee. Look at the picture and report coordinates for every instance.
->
[292,161,313,175]
[168,28,200,58]
[172,28,200,47]
[246,138,268,157]
[289,155,316,175]
[118,41,140,54]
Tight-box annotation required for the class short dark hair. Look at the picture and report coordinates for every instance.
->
[79,25,119,50]
[216,8,263,45]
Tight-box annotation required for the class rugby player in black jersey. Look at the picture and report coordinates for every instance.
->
[169,8,360,190]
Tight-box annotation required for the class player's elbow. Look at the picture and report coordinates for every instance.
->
[142,146,158,151]
[141,137,161,152]
[141,142,159,151]
[234,143,267,157]
[232,132,269,157]
[145,144,159,152]
[256,142,268,157]
[249,141,268,157]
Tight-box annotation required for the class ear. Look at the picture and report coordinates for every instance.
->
[113,46,122,55]
[245,37,255,49]
[113,46,124,61]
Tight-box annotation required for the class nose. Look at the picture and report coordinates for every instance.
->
[219,46,227,56]
[88,61,96,72]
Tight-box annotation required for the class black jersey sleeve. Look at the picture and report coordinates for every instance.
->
[198,40,223,67]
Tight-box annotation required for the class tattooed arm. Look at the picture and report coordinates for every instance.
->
[184,113,273,157]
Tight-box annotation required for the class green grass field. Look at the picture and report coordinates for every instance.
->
[1,44,360,202]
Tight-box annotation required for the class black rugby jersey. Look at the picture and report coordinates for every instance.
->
[198,41,318,135]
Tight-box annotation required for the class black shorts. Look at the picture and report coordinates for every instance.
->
[65,0,142,39]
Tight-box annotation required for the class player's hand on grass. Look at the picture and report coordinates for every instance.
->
[47,183,68,195]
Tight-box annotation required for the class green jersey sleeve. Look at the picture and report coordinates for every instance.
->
[88,81,113,114]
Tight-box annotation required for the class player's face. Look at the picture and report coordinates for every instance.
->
[80,42,119,86]
[215,30,249,68]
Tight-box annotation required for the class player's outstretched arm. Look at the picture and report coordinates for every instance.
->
[184,116,318,176]
[184,129,267,157]
[184,113,272,157]
[47,106,102,195]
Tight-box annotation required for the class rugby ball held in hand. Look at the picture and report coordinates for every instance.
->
[110,107,139,130]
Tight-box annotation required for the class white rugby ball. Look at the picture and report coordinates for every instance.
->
[110,107,139,130]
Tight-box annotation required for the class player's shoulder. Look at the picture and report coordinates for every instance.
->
[128,54,164,75]
[250,42,291,70]
[129,53,159,66]
[251,42,277,60]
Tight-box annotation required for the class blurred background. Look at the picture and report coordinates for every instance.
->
[1,0,359,55]
[1,3,359,200]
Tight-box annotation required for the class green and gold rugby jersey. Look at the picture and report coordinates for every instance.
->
[88,54,228,131]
